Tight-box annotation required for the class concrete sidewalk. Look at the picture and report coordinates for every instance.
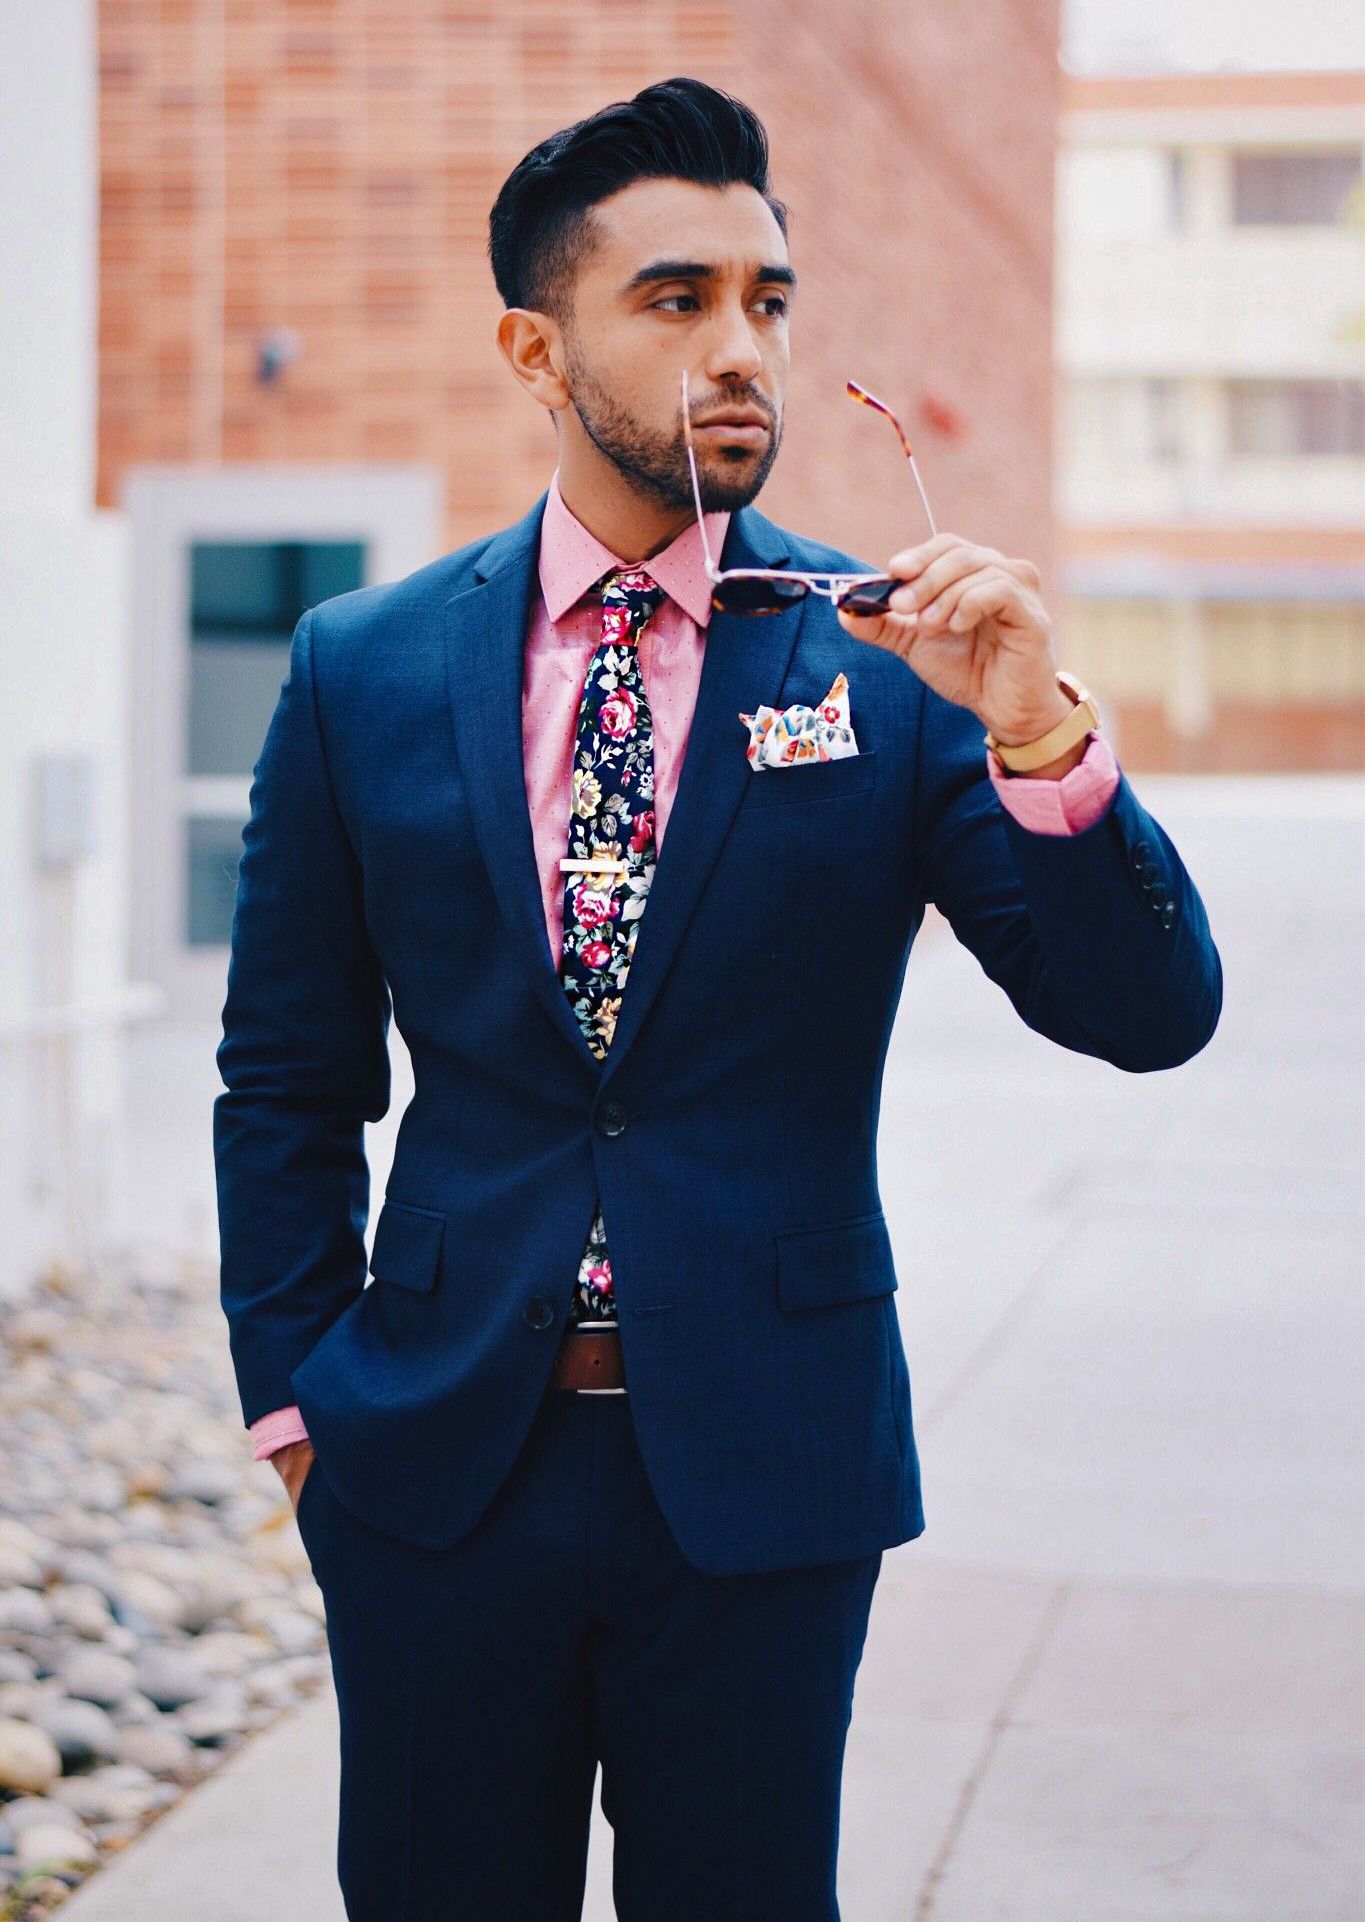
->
[65,775,1364,1920]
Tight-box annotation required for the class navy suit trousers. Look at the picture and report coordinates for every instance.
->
[296,1379,882,1920]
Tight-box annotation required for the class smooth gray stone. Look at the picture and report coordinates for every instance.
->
[29,1696,122,1769]
[132,1646,212,1712]
[59,1649,138,1711]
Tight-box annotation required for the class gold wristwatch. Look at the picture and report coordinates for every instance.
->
[983,670,1101,774]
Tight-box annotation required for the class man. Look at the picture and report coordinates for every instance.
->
[215,75,1221,1922]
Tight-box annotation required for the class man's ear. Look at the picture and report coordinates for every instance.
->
[496,308,570,415]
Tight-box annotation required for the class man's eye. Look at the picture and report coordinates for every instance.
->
[650,295,788,315]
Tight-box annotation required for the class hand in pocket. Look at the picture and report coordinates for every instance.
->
[272,1439,316,1519]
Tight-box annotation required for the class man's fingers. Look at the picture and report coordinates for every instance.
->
[889,545,998,612]
[836,604,922,658]
[270,1440,315,1517]
[947,574,1015,630]
[918,565,1016,630]
[289,1460,313,1518]
[887,531,960,576]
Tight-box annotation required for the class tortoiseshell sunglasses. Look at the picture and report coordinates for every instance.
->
[680,366,938,616]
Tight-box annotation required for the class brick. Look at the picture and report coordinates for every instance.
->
[97,0,1056,586]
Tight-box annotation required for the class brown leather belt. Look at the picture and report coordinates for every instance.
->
[552,1325,626,1391]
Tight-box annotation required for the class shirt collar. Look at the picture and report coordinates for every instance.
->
[537,467,730,630]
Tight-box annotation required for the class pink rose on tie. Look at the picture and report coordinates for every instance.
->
[599,688,638,737]
[586,1259,613,1294]
[573,883,617,929]
[581,938,612,969]
[628,810,654,853]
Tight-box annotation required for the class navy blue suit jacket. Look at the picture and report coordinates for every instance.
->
[214,491,1222,1576]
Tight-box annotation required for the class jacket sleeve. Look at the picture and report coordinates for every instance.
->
[214,607,392,1428]
[912,678,1222,1073]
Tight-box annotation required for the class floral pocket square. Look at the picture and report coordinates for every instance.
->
[739,671,860,769]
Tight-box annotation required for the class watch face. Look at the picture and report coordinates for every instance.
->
[1058,669,1097,713]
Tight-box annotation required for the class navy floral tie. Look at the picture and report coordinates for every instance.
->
[559,566,667,1326]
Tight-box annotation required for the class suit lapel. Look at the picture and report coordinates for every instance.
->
[442,492,810,1083]
[442,493,600,1075]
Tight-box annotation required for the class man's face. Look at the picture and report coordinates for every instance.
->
[557,177,793,514]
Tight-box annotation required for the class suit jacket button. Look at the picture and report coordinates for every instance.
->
[1132,839,1151,869]
[1149,882,1168,909]
[523,1295,556,1330]
[1159,900,1176,930]
[598,1101,628,1138]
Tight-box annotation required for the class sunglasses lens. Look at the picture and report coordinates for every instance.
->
[712,577,809,615]
[836,577,899,616]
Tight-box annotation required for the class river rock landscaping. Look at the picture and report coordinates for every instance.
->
[0,1258,329,1918]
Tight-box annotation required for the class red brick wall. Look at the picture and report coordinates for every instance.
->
[98,0,1058,595]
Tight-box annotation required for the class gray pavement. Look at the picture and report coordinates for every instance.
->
[65,774,1364,1920]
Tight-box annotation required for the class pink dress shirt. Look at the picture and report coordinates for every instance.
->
[250,474,1120,1459]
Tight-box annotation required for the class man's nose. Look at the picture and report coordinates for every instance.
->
[702,308,766,387]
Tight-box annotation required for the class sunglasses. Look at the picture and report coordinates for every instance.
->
[680,367,938,616]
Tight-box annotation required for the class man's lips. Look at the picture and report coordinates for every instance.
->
[694,418,769,443]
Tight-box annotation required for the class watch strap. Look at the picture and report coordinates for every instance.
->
[984,670,1101,774]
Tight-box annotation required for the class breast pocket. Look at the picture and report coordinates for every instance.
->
[740,749,878,809]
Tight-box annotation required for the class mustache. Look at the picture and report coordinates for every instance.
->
[687,395,775,427]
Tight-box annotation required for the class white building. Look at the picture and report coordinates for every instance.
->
[1055,69,1365,765]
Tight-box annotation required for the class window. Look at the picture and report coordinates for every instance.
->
[1227,380,1365,458]
[1146,378,1182,463]
[1232,150,1362,226]
[185,540,366,945]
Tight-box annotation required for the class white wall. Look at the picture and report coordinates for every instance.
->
[0,0,140,1298]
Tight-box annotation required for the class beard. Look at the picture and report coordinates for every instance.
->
[563,339,781,513]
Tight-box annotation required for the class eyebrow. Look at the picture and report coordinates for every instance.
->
[620,258,798,297]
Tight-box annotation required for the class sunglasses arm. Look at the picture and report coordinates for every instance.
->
[683,440,720,580]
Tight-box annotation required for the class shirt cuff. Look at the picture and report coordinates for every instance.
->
[986,730,1120,834]
[250,1406,310,1459]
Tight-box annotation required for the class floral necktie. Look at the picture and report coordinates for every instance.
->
[559,566,667,1327]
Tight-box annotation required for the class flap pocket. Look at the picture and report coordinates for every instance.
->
[775,1208,898,1311]
[368,1198,446,1293]
[742,749,877,809]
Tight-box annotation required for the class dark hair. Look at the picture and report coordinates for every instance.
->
[487,75,787,325]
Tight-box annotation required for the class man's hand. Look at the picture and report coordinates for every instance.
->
[836,533,1077,757]
[271,1438,316,1519]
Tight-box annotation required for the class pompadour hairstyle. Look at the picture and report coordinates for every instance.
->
[487,75,787,325]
